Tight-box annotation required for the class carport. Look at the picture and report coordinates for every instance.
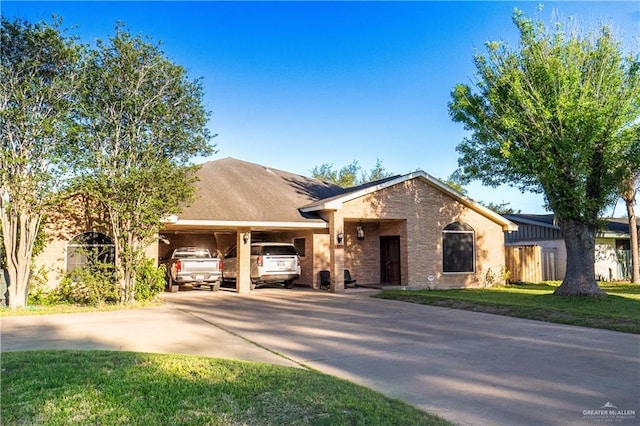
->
[160,219,332,293]
[157,158,353,293]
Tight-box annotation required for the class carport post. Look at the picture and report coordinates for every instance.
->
[236,229,252,294]
[329,212,345,293]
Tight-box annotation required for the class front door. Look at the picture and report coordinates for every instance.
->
[380,236,401,284]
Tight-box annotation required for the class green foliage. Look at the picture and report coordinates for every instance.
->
[481,201,520,215]
[0,224,4,270]
[135,260,166,302]
[484,265,511,287]
[1,19,215,307]
[441,172,468,196]
[0,17,82,309]
[449,9,640,223]
[26,266,51,305]
[448,8,640,295]
[70,24,215,303]
[311,158,393,188]
[53,262,119,306]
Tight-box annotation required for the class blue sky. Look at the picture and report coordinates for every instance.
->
[4,1,639,215]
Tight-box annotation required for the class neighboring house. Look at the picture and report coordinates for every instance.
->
[595,218,635,282]
[503,214,566,282]
[35,157,517,293]
[504,213,637,282]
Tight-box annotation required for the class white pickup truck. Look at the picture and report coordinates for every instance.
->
[160,247,222,293]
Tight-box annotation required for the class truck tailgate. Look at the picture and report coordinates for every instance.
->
[182,259,220,273]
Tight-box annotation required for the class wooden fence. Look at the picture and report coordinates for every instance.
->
[505,245,542,283]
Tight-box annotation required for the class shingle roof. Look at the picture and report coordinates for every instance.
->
[602,217,639,234]
[175,157,517,232]
[504,213,639,235]
[503,214,559,229]
[177,157,345,222]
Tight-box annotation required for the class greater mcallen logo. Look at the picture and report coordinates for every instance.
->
[583,402,636,422]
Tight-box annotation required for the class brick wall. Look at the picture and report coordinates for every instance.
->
[340,178,506,289]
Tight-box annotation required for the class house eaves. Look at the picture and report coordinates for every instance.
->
[301,170,518,232]
[503,214,561,231]
[162,219,328,232]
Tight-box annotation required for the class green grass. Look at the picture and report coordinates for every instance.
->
[0,300,164,316]
[376,282,640,334]
[1,350,449,426]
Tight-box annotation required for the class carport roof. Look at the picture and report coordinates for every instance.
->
[171,157,345,226]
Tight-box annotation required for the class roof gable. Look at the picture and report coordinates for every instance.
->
[302,170,517,231]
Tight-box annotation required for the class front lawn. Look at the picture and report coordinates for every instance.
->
[1,350,449,426]
[376,282,640,334]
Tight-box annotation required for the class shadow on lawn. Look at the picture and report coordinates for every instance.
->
[1,350,444,426]
[378,283,640,334]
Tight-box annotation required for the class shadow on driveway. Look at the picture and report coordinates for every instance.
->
[3,287,639,426]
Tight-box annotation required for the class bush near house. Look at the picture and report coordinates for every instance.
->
[23,261,166,308]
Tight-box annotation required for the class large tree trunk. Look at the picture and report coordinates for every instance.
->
[625,199,639,284]
[554,219,606,296]
[1,210,40,309]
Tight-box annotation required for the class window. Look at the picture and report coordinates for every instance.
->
[293,238,306,257]
[66,232,115,273]
[442,222,475,273]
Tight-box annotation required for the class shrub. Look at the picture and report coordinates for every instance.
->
[27,266,53,305]
[54,263,119,306]
[484,265,510,288]
[135,260,166,302]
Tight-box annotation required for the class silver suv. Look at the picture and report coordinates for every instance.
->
[222,242,300,289]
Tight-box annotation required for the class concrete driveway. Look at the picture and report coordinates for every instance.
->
[2,288,639,425]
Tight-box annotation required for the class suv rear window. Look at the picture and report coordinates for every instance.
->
[252,245,298,256]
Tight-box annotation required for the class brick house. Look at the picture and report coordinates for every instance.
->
[35,157,517,293]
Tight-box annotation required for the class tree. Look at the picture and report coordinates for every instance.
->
[363,158,393,183]
[442,173,520,214]
[448,9,640,296]
[72,25,214,303]
[311,158,393,188]
[481,202,520,215]
[619,171,639,283]
[0,18,81,309]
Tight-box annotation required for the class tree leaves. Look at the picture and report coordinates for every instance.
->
[449,8,640,223]
[1,18,215,306]
[72,25,215,303]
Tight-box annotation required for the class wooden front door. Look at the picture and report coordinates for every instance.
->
[380,236,401,284]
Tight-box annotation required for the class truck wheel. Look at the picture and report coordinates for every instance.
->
[211,282,220,291]
[284,280,295,289]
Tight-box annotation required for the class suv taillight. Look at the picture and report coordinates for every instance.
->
[219,261,223,271]
[175,260,182,273]
[257,255,263,267]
